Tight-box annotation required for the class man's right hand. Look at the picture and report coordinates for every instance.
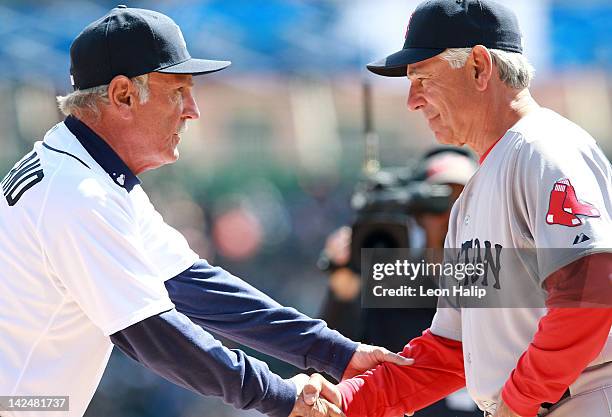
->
[289,374,344,417]
[302,373,343,408]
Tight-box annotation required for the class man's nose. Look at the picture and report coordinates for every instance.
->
[407,84,426,111]
[182,91,200,120]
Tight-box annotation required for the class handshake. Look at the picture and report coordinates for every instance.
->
[288,373,344,417]
[287,344,414,417]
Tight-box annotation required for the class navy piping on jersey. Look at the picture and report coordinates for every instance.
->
[42,142,91,169]
[64,115,141,192]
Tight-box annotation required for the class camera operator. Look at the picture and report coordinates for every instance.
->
[319,147,481,416]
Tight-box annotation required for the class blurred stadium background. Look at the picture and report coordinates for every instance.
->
[0,0,610,416]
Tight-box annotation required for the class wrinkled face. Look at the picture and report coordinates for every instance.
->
[132,72,199,170]
[406,55,473,146]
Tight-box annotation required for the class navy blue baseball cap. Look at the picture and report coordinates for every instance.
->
[367,0,523,77]
[70,5,231,90]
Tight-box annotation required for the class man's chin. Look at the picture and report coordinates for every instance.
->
[161,148,180,166]
[171,134,181,159]
[432,131,452,144]
[432,131,461,146]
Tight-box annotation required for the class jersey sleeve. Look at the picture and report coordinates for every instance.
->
[132,189,198,280]
[110,309,297,417]
[39,178,174,336]
[165,259,358,380]
[513,135,612,284]
[430,306,462,341]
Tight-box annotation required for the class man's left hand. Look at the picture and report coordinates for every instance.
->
[342,343,414,380]
[493,399,524,417]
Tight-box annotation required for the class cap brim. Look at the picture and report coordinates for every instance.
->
[367,47,444,77]
[157,58,231,76]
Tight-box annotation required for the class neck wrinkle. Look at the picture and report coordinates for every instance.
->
[471,88,539,158]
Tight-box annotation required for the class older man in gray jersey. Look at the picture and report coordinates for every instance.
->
[302,1,612,417]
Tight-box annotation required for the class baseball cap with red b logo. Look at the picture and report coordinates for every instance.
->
[367,0,523,77]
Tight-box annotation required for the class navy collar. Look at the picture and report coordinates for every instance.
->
[64,116,141,192]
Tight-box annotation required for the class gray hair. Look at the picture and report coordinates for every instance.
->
[57,74,150,117]
[440,48,535,89]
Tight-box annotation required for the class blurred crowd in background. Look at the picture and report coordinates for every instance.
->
[1,0,611,416]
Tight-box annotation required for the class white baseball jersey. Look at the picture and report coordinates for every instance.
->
[430,107,612,413]
[0,120,198,417]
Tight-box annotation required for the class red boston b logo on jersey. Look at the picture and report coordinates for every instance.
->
[545,178,600,227]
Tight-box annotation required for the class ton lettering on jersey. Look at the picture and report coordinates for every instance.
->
[457,239,503,290]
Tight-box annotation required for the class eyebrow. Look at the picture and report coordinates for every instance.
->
[181,79,195,88]
[175,75,194,88]
[407,69,427,78]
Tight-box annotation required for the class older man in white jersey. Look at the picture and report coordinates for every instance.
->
[302,1,612,417]
[0,6,413,417]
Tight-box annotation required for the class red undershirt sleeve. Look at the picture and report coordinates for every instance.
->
[501,254,612,416]
[337,329,465,417]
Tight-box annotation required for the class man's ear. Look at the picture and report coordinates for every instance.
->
[107,76,137,118]
[470,45,493,92]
